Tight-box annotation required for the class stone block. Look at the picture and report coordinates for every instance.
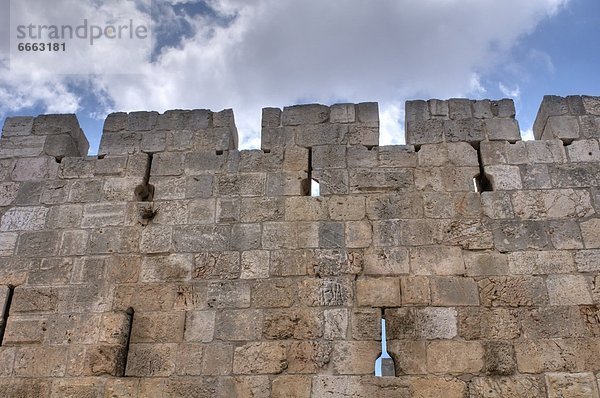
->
[233,342,287,374]
[431,277,479,306]
[575,250,600,272]
[298,277,353,307]
[184,310,215,343]
[458,307,520,340]
[0,232,18,257]
[332,341,379,375]
[485,118,521,141]
[444,119,485,142]
[547,275,593,305]
[0,183,19,206]
[216,309,263,341]
[125,343,176,377]
[206,280,250,309]
[0,206,48,231]
[548,220,583,250]
[319,221,345,248]
[193,251,239,280]
[549,163,598,188]
[468,376,546,398]
[201,342,234,375]
[282,104,329,126]
[13,346,67,377]
[0,135,46,159]
[514,338,600,373]
[492,220,550,252]
[582,95,600,115]
[2,116,34,136]
[447,98,473,120]
[316,309,348,342]
[350,307,380,340]
[521,306,587,338]
[567,139,600,162]
[508,250,575,275]
[581,218,600,248]
[423,192,481,218]
[173,225,231,252]
[378,145,417,167]
[366,192,423,219]
[427,341,484,374]
[485,165,522,190]
[479,276,547,307]
[543,115,580,140]
[401,276,431,305]
[545,372,600,398]
[16,231,59,257]
[266,171,308,196]
[114,284,176,312]
[410,246,465,275]
[251,278,295,308]
[185,175,214,199]
[3,315,48,345]
[485,341,516,376]
[271,375,311,398]
[356,277,401,307]
[287,340,333,374]
[464,251,509,276]
[363,247,409,275]
[350,169,414,193]
[405,119,444,145]
[139,225,172,254]
[526,140,567,163]
[264,308,323,340]
[141,254,191,282]
[262,107,282,127]
[174,344,204,376]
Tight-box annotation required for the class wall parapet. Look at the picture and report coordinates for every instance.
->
[0,96,599,397]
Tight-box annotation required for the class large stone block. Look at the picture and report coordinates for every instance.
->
[427,341,484,374]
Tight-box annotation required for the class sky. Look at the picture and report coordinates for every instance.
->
[0,0,599,154]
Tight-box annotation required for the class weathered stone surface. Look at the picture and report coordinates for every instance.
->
[2,99,600,396]
[468,376,546,398]
[479,276,548,307]
[431,277,479,306]
[545,372,600,398]
[233,342,287,374]
[427,341,484,374]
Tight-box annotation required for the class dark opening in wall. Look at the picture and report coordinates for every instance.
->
[472,142,493,193]
[134,153,155,202]
[121,307,135,377]
[306,147,318,196]
[0,286,15,346]
[216,150,224,155]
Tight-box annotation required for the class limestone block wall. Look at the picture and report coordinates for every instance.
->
[0,96,598,397]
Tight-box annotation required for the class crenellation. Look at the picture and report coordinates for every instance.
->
[0,95,599,396]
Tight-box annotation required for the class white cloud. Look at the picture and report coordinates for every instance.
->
[499,82,521,99]
[0,0,570,147]
[469,73,487,96]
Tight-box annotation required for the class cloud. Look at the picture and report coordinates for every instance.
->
[499,82,521,99]
[0,0,570,148]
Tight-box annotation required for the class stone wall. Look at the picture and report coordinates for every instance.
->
[0,95,598,397]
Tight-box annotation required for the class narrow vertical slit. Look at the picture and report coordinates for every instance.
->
[307,147,321,196]
[134,153,155,203]
[0,286,15,346]
[306,147,313,196]
[120,307,135,377]
[474,145,493,193]
[375,314,396,377]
